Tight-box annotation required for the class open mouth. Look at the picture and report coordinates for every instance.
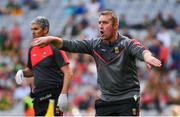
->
[100,31,104,37]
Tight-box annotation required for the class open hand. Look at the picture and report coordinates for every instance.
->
[31,36,51,47]
[144,51,162,68]
[31,36,63,48]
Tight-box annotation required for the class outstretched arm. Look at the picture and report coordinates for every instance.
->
[32,36,93,54]
[126,38,161,68]
[32,36,63,48]
[143,50,161,68]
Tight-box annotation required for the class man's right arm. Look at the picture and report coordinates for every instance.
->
[32,36,93,54]
[62,39,93,54]
[23,67,33,77]
[15,67,33,85]
[50,36,93,54]
[32,36,63,48]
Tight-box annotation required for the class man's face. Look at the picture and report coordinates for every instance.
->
[98,15,115,41]
[31,23,47,38]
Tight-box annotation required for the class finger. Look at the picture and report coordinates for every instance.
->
[146,63,152,69]
[59,107,63,112]
[32,38,40,43]
[39,43,47,48]
[153,59,161,66]
[151,59,162,67]
[56,102,59,106]
[31,41,36,46]
[32,39,40,46]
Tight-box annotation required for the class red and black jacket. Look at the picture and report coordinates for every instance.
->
[27,44,69,94]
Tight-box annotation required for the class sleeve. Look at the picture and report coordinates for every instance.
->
[62,39,94,54]
[127,39,147,61]
[54,48,70,68]
[27,48,32,69]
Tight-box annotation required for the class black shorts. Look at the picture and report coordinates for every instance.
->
[32,87,62,116]
[95,97,140,116]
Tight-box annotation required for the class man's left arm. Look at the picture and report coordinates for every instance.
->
[143,50,161,68]
[54,49,73,112]
[57,64,73,112]
[61,64,73,94]
[128,39,161,67]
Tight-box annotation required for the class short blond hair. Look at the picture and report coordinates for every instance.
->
[99,10,119,26]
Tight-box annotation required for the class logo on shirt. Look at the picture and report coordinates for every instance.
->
[114,47,119,53]
[43,51,47,57]
[43,51,47,55]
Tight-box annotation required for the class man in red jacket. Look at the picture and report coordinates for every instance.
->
[15,16,73,116]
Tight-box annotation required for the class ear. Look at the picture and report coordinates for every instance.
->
[114,22,119,30]
[43,27,48,34]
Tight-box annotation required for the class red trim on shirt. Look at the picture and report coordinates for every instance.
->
[131,39,146,49]
[93,50,108,64]
[59,50,69,64]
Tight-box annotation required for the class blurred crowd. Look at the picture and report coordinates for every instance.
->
[0,0,180,116]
